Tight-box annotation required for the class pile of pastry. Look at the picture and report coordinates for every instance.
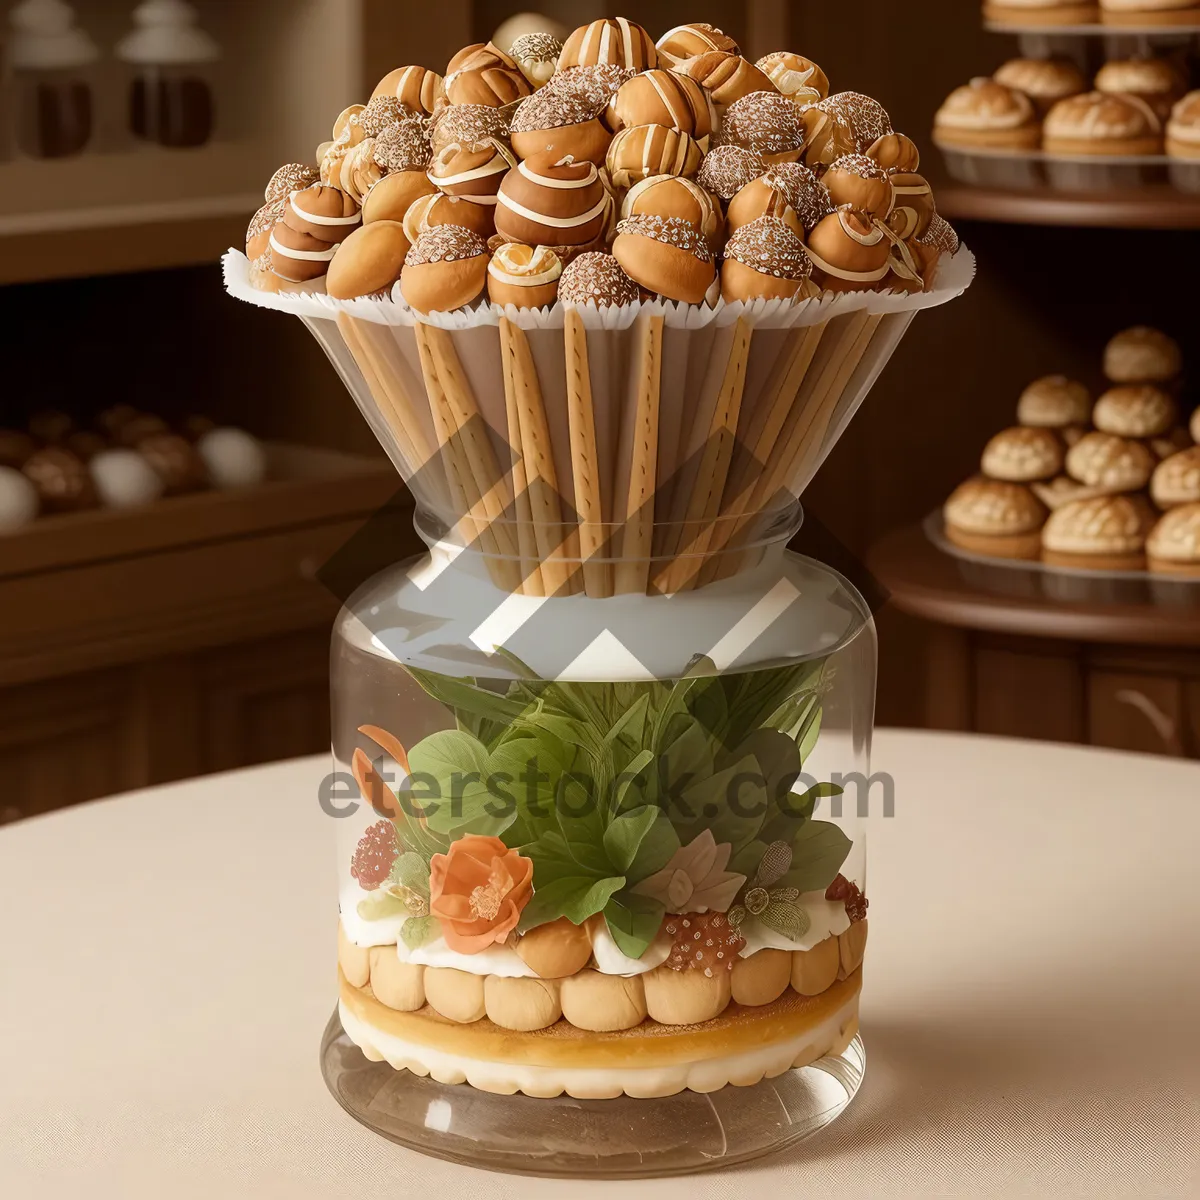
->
[944,327,1200,576]
[935,54,1200,162]
[245,18,959,313]
[0,408,266,532]
[985,1,1200,28]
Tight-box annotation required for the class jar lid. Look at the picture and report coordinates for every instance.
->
[116,0,221,66]
[8,0,99,71]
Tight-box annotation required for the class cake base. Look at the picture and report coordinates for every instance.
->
[321,1009,866,1177]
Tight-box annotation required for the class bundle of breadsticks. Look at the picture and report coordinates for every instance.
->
[230,17,972,595]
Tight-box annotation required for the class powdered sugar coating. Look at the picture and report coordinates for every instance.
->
[818,92,893,150]
[697,144,767,199]
[372,117,432,172]
[721,91,805,156]
[919,213,959,254]
[265,163,319,203]
[247,195,286,241]
[510,32,563,65]
[359,95,415,138]
[724,216,812,280]
[405,224,487,266]
[512,64,632,131]
[430,104,511,151]
[616,214,713,261]
[558,251,640,307]
[760,162,832,232]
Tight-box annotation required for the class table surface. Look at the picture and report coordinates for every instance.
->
[3,731,1198,1199]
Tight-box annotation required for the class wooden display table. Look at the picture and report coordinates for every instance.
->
[868,523,1200,758]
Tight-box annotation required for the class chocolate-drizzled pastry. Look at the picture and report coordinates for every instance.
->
[495,153,611,248]
[612,214,714,304]
[721,216,817,304]
[559,18,657,71]
[697,144,767,201]
[557,252,640,308]
[719,91,806,163]
[400,225,490,313]
[509,32,562,87]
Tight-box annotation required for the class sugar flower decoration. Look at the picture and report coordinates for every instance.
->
[631,829,745,913]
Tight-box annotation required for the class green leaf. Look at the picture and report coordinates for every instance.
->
[796,706,824,765]
[407,729,489,784]
[780,819,852,894]
[399,916,439,950]
[759,781,843,846]
[603,804,674,876]
[609,747,654,818]
[758,900,811,942]
[389,851,431,898]
[356,892,409,922]
[555,774,611,874]
[603,891,666,960]
[520,874,625,930]
[405,667,532,727]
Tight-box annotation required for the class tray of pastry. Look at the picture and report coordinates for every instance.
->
[982,1,1200,34]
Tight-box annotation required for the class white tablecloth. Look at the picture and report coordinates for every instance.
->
[2,731,1197,1198]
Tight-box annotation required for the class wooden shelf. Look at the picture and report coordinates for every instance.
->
[984,19,1200,34]
[935,180,1200,229]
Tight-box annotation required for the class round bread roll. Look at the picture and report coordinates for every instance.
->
[719,90,806,163]
[371,65,444,114]
[982,426,1065,482]
[356,96,411,140]
[0,464,40,528]
[1043,91,1163,156]
[824,154,894,218]
[943,477,1047,559]
[1093,384,1178,438]
[806,207,891,291]
[865,132,921,173]
[326,221,411,299]
[612,214,715,303]
[697,144,767,201]
[559,18,657,71]
[445,64,531,108]
[509,32,563,88]
[1103,326,1182,384]
[428,139,517,202]
[884,172,936,240]
[246,196,286,260]
[282,183,361,243]
[495,153,610,248]
[338,140,385,207]
[622,174,723,247]
[268,222,336,282]
[22,446,98,512]
[446,40,514,75]
[934,77,1040,150]
[1017,375,1092,427]
[606,69,715,138]
[487,242,562,308]
[362,170,437,225]
[605,124,702,188]
[818,92,894,152]
[430,104,511,154]
[676,52,773,110]
[1042,494,1154,562]
[559,970,648,1032]
[136,434,208,495]
[558,251,640,308]
[721,216,817,304]
[513,917,591,979]
[1095,57,1184,120]
[195,428,267,489]
[1166,90,1200,160]
[508,65,627,164]
[371,116,432,173]
[403,191,495,243]
[265,162,319,204]
[88,447,163,509]
[756,51,829,104]
[992,57,1087,113]
[400,225,489,313]
[655,22,739,65]
[727,165,818,238]
[1147,502,1200,573]
[800,104,858,168]
[1150,446,1200,508]
[1066,431,1156,491]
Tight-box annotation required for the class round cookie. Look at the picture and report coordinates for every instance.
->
[721,217,817,305]
[508,66,627,165]
[993,57,1087,114]
[428,139,517,202]
[268,222,336,282]
[1093,384,1178,439]
[403,192,495,244]
[362,170,438,225]
[1066,431,1156,492]
[612,214,715,304]
[676,52,773,110]
[943,477,1047,559]
[400,225,489,313]
[1017,376,1091,428]
[1043,91,1163,156]
[265,162,320,204]
[495,153,611,249]
[981,426,1065,482]
[865,132,921,173]
[1095,57,1185,121]
[430,105,511,155]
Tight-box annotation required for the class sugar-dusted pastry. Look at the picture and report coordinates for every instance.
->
[697,144,767,201]
[1095,57,1185,121]
[403,191,495,244]
[676,52,774,110]
[429,104,511,155]
[612,214,715,304]
[1147,503,1200,576]
[622,175,723,247]
[558,18,657,71]
[264,162,319,204]
[495,153,611,248]
[993,58,1087,114]
[327,221,411,300]
[136,433,208,495]
[1066,431,1156,492]
[727,162,829,237]
[606,124,703,188]
[864,132,920,173]
[1103,326,1182,384]
[246,195,286,260]
[1093,384,1178,439]
[606,69,715,138]
[283,183,361,243]
[371,65,444,114]
[1167,91,1200,160]
[655,22,739,65]
[823,154,894,218]
[719,90,806,163]
[509,32,562,88]
[1151,447,1200,508]
[1042,494,1155,569]
[982,426,1065,482]
[934,77,1040,150]
[428,139,517,202]
[356,96,413,140]
[508,65,627,164]
[818,92,893,153]
[268,221,337,282]
[886,172,936,240]
[756,52,829,104]
[1017,375,1092,427]
[943,477,1047,559]
[487,242,562,308]
[805,207,891,292]
[400,225,489,313]
[721,216,818,304]
[1043,92,1163,156]
[557,251,640,307]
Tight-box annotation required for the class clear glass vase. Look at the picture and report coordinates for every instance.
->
[322,504,875,1176]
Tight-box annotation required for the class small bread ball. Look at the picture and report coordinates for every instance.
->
[197,429,268,489]
[0,466,40,530]
[89,448,166,509]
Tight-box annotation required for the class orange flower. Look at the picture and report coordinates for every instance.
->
[428,836,533,954]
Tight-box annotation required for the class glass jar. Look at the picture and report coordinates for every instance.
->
[6,0,98,160]
[322,507,875,1176]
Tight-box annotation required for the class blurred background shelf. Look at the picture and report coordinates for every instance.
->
[983,20,1200,35]
[934,180,1200,228]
